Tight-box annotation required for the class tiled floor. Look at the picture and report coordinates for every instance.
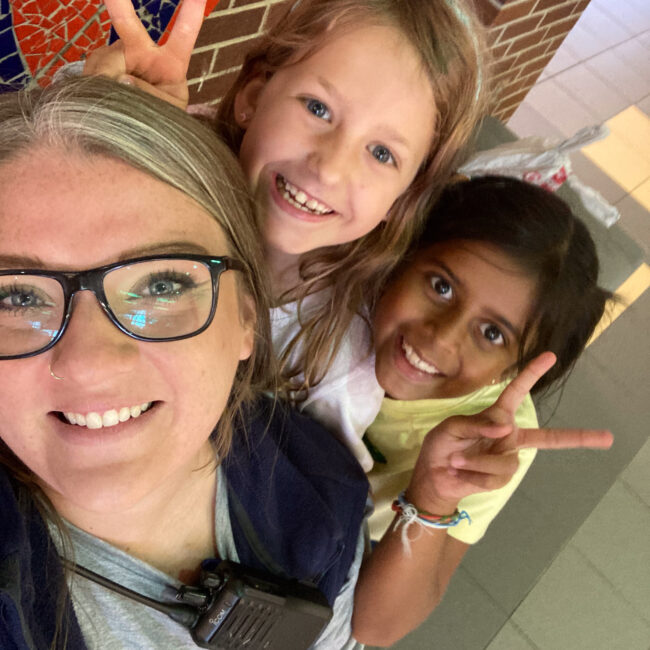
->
[378,1,650,648]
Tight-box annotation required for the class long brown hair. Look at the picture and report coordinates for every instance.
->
[217,0,490,392]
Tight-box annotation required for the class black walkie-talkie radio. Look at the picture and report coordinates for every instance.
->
[72,560,333,649]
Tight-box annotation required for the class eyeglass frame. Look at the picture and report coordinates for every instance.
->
[0,254,247,361]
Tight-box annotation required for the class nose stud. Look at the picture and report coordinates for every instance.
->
[49,363,65,381]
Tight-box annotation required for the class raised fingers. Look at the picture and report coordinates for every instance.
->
[103,0,152,48]
[433,414,512,442]
[451,450,519,478]
[165,0,208,65]
[491,352,556,418]
[517,427,614,450]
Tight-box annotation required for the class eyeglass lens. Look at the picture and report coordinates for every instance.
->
[0,259,214,357]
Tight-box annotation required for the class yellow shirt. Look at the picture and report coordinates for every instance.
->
[366,382,538,544]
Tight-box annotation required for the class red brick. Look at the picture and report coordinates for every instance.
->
[545,33,567,50]
[196,7,265,48]
[188,69,240,104]
[573,0,591,13]
[534,0,574,10]
[500,71,537,99]
[492,67,518,88]
[211,0,233,11]
[513,40,549,64]
[233,0,265,6]
[491,42,512,60]
[501,14,543,40]
[188,49,215,80]
[490,53,520,77]
[519,51,554,76]
[498,86,530,107]
[505,28,548,54]
[540,2,576,26]
[545,14,581,38]
[212,36,261,71]
[519,71,540,88]
[493,0,538,26]
[264,1,293,30]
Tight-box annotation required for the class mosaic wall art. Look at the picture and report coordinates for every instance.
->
[0,0,199,91]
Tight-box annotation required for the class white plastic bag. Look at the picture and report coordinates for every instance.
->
[458,125,620,227]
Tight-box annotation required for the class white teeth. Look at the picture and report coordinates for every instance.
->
[276,176,332,215]
[62,403,152,429]
[86,413,103,430]
[402,340,441,375]
[102,410,119,427]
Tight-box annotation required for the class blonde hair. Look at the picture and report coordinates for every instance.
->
[217,0,490,391]
[0,75,277,485]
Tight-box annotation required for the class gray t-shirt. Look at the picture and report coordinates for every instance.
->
[51,467,363,649]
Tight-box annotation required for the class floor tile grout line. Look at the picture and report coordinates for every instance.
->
[496,618,542,650]
[568,540,650,627]
[457,564,511,618]
[540,29,650,84]
[618,477,650,511]
[551,73,633,126]
[588,3,650,42]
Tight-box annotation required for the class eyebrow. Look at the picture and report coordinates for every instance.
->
[432,260,523,341]
[486,309,521,342]
[0,242,215,270]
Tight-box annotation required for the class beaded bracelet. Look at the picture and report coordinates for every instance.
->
[392,490,471,530]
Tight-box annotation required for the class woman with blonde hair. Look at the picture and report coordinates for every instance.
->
[0,76,367,649]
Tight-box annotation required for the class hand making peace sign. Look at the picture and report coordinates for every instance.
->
[84,0,208,108]
[406,352,614,515]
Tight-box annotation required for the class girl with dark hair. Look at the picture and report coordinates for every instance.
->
[353,176,614,644]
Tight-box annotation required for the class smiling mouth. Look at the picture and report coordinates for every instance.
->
[275,175,334,216]
[402,339,442,376]
[55,402,154,429]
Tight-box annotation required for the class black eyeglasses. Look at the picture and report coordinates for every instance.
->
[0,254,246,360]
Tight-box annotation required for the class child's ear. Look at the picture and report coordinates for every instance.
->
[234,77,267,128]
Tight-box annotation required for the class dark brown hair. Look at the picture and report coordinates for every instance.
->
[406,176,614,393]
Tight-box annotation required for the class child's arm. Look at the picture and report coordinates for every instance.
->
[352,353,613,646]
[83,0,206,108]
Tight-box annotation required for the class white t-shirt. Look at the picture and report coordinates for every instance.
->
[271,293,384,472]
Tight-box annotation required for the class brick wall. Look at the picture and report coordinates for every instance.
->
[188,0,591,122]
[188,0,291,105]
[477,0,591,120]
